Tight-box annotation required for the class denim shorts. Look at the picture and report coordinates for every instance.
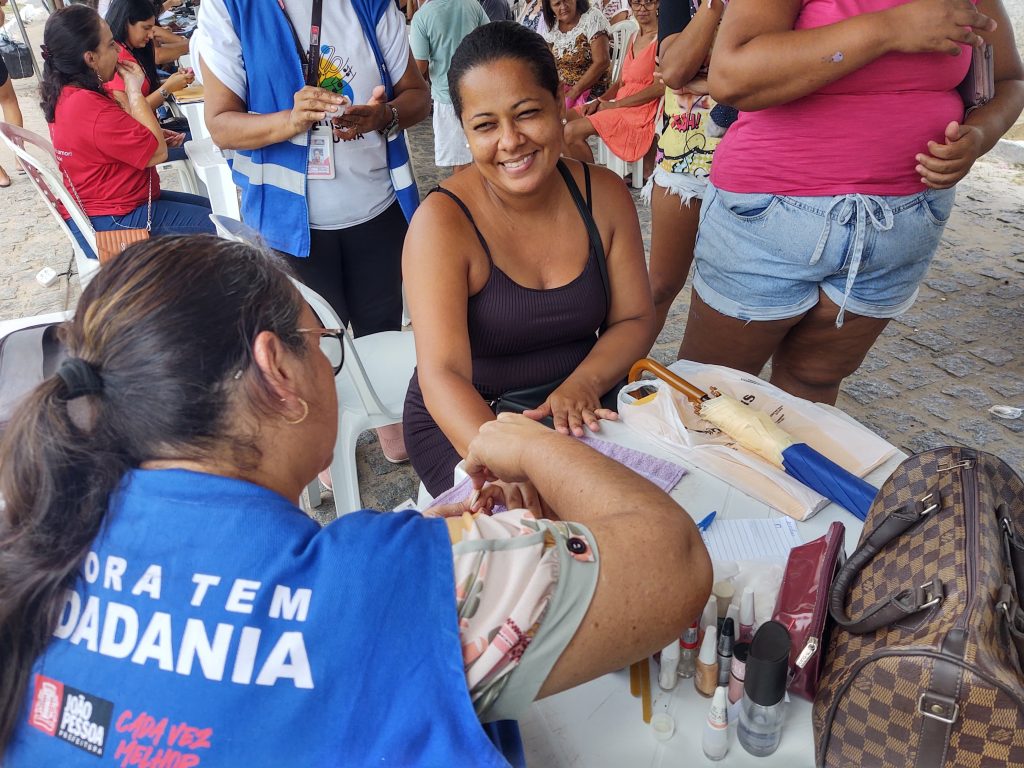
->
[692,181,956,326]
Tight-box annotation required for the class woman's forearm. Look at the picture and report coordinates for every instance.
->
[566,315,656,398]
[207,109,306,151]
[128,91,169,164]
[603,82,663,110]
[659,2,723,89]
[709,10,901,110]
[422,371,497,458]
[966,77,1024,154]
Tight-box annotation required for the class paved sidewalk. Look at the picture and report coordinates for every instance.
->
[0,14,1021,516]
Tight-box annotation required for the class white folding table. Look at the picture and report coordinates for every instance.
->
[520,415,905,767]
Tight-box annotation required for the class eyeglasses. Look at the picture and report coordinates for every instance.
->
[629,0,657,6]
[298,328,345,376]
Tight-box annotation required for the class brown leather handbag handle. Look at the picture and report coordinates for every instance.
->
[829,489,945,634]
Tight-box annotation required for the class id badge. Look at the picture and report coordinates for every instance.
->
[306,127,335,179]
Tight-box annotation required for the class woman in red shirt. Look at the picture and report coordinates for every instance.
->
[41,6,214,259]
[104,0,193,111]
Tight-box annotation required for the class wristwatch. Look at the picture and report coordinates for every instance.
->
[378,104,400,139]
[159,86,171,100]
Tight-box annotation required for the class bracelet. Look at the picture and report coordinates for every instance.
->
[159,86,170,100]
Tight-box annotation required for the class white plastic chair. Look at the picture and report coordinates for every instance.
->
[185,138,239,219]
[595,20,645,189]
[607,18,639,82]
[209,214,417,517]
[0,122,100,288]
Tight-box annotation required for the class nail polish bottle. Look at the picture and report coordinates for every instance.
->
[739,587,755,643]
[658,638,680,691]
[695,625,718,697]
[717,617,734,686]
[713,580,734,632]
[700,595,717,643]
[739,621,791,757]
[728,641,749,704]
[702,686,730,761]
[678,622,699,679]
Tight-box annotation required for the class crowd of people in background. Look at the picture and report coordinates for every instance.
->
[0,0,1021,765]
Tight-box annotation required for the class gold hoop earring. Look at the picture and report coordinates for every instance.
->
[282,397,309,425]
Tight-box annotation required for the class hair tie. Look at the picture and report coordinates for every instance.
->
[56,357,104,399]
[40,44,52,61]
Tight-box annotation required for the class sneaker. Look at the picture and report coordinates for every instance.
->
[376,423,409,464]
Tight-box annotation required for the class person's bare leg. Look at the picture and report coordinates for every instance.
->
[649,187,699,335]
[677,290,804,374]
[0,77,24,180]
[563,115,596,163]
[769,291,890,405]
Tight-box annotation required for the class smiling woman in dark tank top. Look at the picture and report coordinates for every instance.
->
[402,22,656,501]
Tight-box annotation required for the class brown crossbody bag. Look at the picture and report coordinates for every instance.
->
[63,164,152,264]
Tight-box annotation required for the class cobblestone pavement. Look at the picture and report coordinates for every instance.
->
[1,14,1021,518]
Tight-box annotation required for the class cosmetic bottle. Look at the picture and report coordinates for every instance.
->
[678,622,699,679]
[713,580,734,632]
[700,595,717,643]
[702,686,730,761]
[695,626,718,697]
[717,618,734,686]
[739,587,755,643]
[738,621,791,757]
[728,642,749,704]
[658,639,680,691]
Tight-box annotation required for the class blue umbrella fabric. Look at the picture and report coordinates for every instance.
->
[780,443,876,520]
[698,394,877,520]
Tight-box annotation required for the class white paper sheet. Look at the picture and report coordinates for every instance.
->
[701,517,802,563]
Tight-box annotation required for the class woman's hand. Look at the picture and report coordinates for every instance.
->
[915,120,985,188]
[162,129,186,147]
[523,379,618,437]
[471,480,546,517]
[162,69,193,94]
[888,0,996,56]
[332,84,388,138]
[116,60,148,95]
[582,99,601,115]
[287,85,346,136]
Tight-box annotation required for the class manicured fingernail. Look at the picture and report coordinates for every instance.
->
[915,165,925,174]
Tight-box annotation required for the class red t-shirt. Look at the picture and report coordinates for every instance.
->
[50,87,160,218]
[104,45,154,97]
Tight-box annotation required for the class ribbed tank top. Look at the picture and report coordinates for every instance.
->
[403,162,608,495]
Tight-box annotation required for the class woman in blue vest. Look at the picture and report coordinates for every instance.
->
[0,236,710,766]
[192,0,432,464]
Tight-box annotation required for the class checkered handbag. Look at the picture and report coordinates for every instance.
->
[812,446,1024,768]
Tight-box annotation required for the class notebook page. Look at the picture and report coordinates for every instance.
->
[701,518,802,563]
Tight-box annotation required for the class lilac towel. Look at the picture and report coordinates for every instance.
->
[426,435,687,512]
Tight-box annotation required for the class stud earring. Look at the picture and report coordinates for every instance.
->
[561,117,567,125]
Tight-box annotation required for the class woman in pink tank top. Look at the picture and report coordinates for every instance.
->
[674,0,1023,406]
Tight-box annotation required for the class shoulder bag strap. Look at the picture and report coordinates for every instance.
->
[555,161,610,332]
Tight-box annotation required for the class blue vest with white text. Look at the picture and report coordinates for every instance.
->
[5,469,508,767]
[219,0,419,257]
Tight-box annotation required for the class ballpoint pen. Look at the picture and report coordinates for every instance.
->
[697,511,717,533]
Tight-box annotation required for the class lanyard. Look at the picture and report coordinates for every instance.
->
[278,0,323,87]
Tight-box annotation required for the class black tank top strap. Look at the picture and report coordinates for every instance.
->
[428,185,492,260]
[583,161,593,211]
[555,161,610,328]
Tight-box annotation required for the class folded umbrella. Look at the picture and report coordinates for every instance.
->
[628,359,877,520]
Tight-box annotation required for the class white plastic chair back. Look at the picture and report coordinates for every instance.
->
[209,213,416,514]
[0,122,99,287]
[608,19,638,81]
